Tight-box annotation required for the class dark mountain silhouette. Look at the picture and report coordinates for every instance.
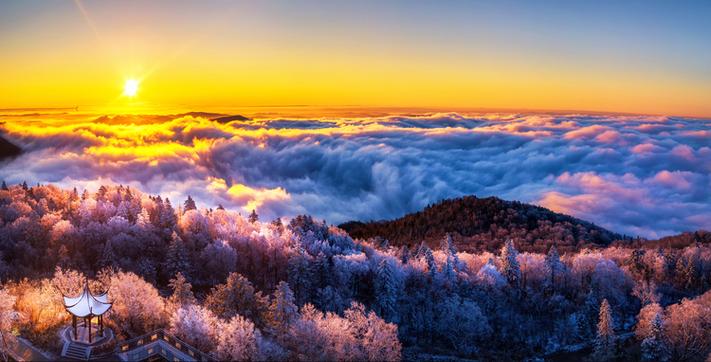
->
[339,195,624,253]
[211,114,251,123]
[0,135,21,160]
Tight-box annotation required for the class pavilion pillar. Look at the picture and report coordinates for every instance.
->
[99,315,104,336]
[88,315,92,343]
[72,315,77,340]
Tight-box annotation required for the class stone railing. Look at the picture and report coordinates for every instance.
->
[113,329,215,362]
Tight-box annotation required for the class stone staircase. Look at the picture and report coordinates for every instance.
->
[63,342,90,360]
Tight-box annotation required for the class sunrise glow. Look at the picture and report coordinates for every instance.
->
[123,79,139,97]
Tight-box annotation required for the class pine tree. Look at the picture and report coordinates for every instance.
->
[99,241,117,269]
[166,232,191,280]
[399,245,410,264]
[423,246,437,278]
[183,196,197,212]
[168,272,197,307]
[545,245,564,292]
[205,272,269,324]
[70,187,79,201]
[287,252,313,305]
[271,217,284,235]
[374,258,399,322]
[248,209,259,224]
[641,312,670,362]
[160,198,177,230]
[0,181,7,191]
[593,299,617,361]
[21,181,28,191]
[500,239,521,287]
[267,281,298,334]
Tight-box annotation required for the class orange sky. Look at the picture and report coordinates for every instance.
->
[2,1,710,117]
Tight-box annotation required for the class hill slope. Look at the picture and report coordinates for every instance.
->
[339,195,623,253]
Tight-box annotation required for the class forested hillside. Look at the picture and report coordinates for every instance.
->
[1,183,710,361]
[341,195,623,253]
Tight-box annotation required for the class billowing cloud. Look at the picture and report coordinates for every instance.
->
[1,111,710,238]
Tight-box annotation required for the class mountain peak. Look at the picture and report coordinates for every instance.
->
[339,195,622,253]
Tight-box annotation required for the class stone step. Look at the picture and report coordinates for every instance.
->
[64,343,89,360]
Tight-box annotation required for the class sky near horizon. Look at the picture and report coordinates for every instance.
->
[2,1,711,116]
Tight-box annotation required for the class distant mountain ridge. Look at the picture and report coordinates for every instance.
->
[339,195,624,253]
[0,135,21,160]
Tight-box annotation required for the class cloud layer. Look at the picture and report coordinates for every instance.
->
[1,112,710,238]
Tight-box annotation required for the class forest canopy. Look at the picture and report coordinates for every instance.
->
[0,183,710,361]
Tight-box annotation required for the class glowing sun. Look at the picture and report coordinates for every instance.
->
[123,79,139,97]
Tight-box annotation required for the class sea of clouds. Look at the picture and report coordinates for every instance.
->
[1,112,709,238]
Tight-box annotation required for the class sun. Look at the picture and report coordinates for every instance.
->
[123,79,139,97]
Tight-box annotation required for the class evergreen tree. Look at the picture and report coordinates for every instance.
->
[593,298,617,361]
[21,181,28,191]
[267,281,298,334]
[70,187,79,201]
[0,181,7,191]
[99,241,117,269]
[641,312,670,362]
[160,198,177,230]
[248,209,259,224]
[399,245,410,264]
[166,232,191,280]
[271,217,284,235]
[205,272,268,324]
[374,258,400,322]
[183,195,197,212]
[168,272,197,307]
[138,259,157,283]
[545,245,565,291]
[287,251,313,305]
[423,246,437,278]
[500,239,521,288]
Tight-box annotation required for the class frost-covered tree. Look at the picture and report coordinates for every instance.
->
[663,290,711,361]
[168,272,196,307]
[422,246,437,278]
[165,232,191,281]
[248,209,259,224]
[266,281,298,334]
[545,245,565,291]
[500,240,521,288]
[434,295,490,355]
[593,298,617,361]
[205,272,268,323]
[108,271,167,336]
[374,258,401,322]
[287,251,315,306]
[169,304,219,352]
[216,314,259,361]
[183,195,197,212]
[477,258,505,288]
[200,240,237,285]
[641,312,670,362]
[635,302,662,341]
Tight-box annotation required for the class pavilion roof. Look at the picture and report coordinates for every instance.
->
[63,282,112,318]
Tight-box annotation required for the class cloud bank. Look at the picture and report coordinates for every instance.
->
[1,112,710,238]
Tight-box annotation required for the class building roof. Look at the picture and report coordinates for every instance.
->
[63,283,112,318]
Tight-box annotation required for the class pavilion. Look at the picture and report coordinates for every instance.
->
[62,281,112,343]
